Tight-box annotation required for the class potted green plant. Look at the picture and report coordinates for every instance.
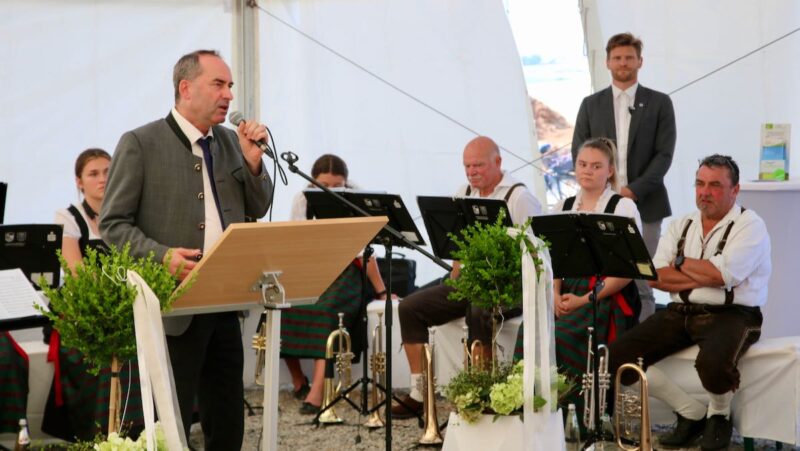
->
[37,243,191,435]
[444,212,543,371]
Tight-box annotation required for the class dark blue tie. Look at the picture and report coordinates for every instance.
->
[198,137,225,228]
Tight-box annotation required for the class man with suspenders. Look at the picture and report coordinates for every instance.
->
[391,136,542,418]
[608,155,771,450]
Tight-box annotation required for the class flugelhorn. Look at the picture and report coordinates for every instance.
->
[461,325,485,371]
[614,358,653,451]
[252,312,267,386]
[319,313,354,424]
[419,328,443,445]
[364,312,386,428]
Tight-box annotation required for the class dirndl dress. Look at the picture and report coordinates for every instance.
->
[280,260,365,359]
[0,332,28,433]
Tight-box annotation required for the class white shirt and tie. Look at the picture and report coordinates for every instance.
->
[612,82,638,188]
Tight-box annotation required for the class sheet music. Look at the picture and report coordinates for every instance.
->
[0,268,48,320]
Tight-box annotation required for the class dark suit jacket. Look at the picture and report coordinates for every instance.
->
[571,85,676,222]
[100,112,273,335]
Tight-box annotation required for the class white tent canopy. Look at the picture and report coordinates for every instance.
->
[1,0,540,284]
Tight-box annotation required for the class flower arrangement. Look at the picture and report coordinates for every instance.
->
[444,360,574,424]
[63,422,172,450]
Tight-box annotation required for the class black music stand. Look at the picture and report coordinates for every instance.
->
[417,196,513,260]
[281,151,450,451]
[531,212,655,449]
[0,224,63,331]
[304,189,427,427]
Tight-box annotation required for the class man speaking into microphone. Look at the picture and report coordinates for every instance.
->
[100,49,273,450]
[571,32,676,321]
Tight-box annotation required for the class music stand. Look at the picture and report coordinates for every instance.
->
[282,151,451,451]
[0,182,7,224]
[0,224,62,331]
[531,212,655,448]
[304,189,428,425]
[417,196,513,260]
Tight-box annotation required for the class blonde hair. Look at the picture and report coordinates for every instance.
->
[579,137,619,191]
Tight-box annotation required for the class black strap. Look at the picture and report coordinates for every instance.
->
[714,207,745,304]
[676,219,694,303]
[503,183,525,202]
[604,194,622,214]
[561,193,620,213]
[465,182,525,202]
[67,204,109,255]
[562,196,575,211]
[67,204,90,253]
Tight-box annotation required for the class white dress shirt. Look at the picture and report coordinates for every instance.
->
[652,204,771,307]
[171,107,223,253]
[612,83,638,187]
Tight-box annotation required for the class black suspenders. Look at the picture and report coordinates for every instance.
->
[464,182,525,203]
[562,193,621,214]
[676,208,745,305]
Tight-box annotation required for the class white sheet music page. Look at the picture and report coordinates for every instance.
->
[0,268,48,320]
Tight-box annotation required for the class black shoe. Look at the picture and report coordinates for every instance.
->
[293,377,310,400]
[299,401,320,415]
[659,413,706,448]
[700,415,733,450]
[390,395,423,419]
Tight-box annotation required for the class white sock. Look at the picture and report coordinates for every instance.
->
[646,366,706,421]
[707,392,733,418]
[409,373,423,402]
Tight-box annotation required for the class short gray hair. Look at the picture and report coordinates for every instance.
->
[173,49,220,101]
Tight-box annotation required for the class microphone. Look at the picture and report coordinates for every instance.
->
[228,111,275,160]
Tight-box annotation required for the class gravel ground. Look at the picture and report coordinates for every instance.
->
[186,388,798,451]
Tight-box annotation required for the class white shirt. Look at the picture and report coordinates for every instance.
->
[171,107,223,253]
[456,171,542,226]
[652,204,771,307]
[553,185,642,231]
[54,203,101,240]
[612,83,638,187]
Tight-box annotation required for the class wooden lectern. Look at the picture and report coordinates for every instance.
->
[168,217,387,450]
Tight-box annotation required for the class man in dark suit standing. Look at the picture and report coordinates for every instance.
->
[101,50,273,450]
[572,32,676,320]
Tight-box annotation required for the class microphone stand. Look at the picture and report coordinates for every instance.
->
[281,151,451,451]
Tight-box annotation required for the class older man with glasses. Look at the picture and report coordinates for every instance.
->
[607,154,771,450]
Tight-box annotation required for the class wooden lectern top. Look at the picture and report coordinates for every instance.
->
[168,216,387,315]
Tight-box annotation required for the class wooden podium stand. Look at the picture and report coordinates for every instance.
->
[169,217,387,450]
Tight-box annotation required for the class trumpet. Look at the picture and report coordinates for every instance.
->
[319,313,354,424]
[419,328,443,445]
[252,312,267,386]
[581,328,611,431]
[461,325,486,371]
[364,312,386,428]
[614,358,653,451]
